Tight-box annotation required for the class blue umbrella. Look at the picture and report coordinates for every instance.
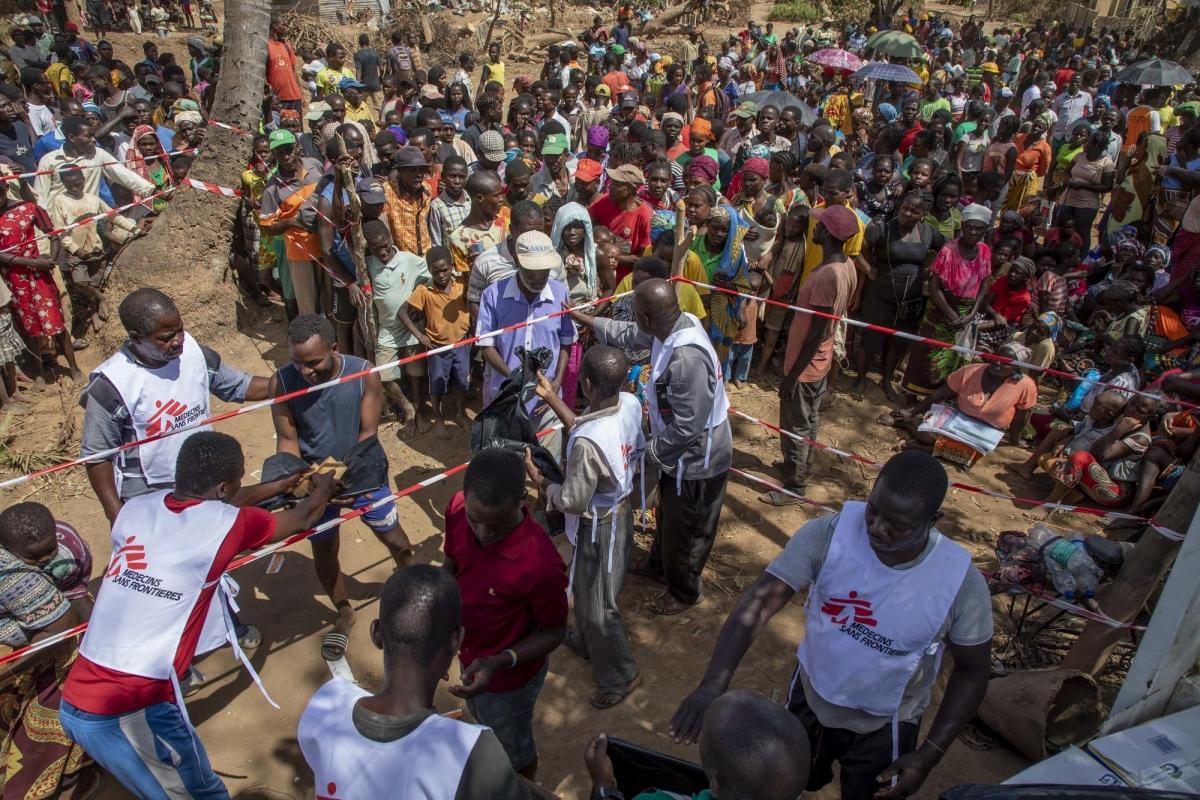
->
[852,61,920,84]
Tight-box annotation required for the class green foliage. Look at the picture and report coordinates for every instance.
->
[769,0,823,23]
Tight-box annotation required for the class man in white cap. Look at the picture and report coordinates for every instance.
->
[475,229,577,454]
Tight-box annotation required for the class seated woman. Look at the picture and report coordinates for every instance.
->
[1012,311,1062,386]
[1007,390,1159,519]
[881,341,1039,466]
[1128,408,1200,514]
[1144,266,1200,378]
[0,502,96,799]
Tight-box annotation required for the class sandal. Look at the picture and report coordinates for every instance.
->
[876,410,904,427]
[648,591,697,616]
[321,630,350,662]
[236,623,262,651]
[628,556,665,584]
[590,672,643,710]
[759,489,804,507]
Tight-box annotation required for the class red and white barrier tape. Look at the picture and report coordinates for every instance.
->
[982,570,1146,631]
[0,425,560,667]
[0,290,629,491]
[682,278,1200,412]
[182,178,241,197]
[728,466,838,514]
[729,407,1178,530]
[0,148,199,182]
[0,186,179,256]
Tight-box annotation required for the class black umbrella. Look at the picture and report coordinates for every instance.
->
[1113,58,1194,86]
[737,90,818,126]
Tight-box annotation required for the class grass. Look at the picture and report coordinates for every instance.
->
[768,0,823,22]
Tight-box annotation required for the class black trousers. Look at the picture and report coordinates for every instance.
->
[649,470,728,605]
[787,669,920,800]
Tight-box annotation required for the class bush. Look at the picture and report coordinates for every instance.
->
[769,0,822,22]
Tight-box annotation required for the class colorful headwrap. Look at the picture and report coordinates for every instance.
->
[650,209,676,237]
[684,155,718,182]
[743,157,770,178]
[690,118,712,139]
[281,109,301,121]
[745,143,770,161]
[587,125,610,147]
[1037,311,1062,342]
[877,102,898,122]
[1115,237,1145,260]
[1146,243,1172,270]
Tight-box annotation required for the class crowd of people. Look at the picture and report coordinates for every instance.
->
[0,4,1196,800]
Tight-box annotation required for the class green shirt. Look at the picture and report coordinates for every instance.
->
[919,97,951,123]
[634,790,715,800]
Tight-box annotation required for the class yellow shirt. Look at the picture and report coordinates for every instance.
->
[483,60,505,88]
[316,66,355,97]
[617,267,707,319]
[45,62,74,99]
[800,203,865,286]
[1159,104,1178,131]
[344,99,376,124]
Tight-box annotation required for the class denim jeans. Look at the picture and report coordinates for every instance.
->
[724,342,755,382]
[465,661,549,772]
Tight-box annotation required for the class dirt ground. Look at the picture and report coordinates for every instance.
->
[0,5,1114,798]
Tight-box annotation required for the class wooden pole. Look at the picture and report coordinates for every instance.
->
[1058,453,1200,675]
[482,0,503,51]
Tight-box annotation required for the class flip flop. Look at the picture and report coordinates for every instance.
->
[759,489,803,507]
[236,623,262,651]
[321,630,350,662]
[876,410,904,427]
[648,592,697,616]
[590,672,643,710]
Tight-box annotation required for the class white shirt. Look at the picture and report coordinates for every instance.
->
[1020,84,1041,117]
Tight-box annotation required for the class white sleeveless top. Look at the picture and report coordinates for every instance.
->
[646,313,729,487]
[94,332,212,492]
[81,491,238,680]
[563,391,645,547]
[298,678,483,800]
[798,501,970,719]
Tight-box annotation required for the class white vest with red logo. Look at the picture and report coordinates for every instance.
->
[646,313,729,487]
[95,332,212,491]
[798,501,970,719]
[563,391,645,548]
[298,678,482,800]
[81,491,238,680]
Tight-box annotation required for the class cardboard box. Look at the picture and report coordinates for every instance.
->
[1086,705,1200,792]
[1003,746,1126,786]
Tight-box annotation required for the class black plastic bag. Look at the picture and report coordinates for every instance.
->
[470,346,564,485]
[606,736,708,797]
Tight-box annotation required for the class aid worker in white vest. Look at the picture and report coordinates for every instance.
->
[523,344,645,710]
[298,564,531,800]
[80,287,273,661]
[669,450,993,800]
[60,431,337,800]
[569,268,732,618]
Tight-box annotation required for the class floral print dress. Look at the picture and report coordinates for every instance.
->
[0,202,64,337]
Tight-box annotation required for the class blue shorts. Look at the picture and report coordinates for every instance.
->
[427,345,470,397]
[61,700,228,800]
[310,483,398,543]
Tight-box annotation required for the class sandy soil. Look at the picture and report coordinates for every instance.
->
[0,5,1102,798]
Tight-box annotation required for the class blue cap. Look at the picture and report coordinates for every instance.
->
[338,76,368,90]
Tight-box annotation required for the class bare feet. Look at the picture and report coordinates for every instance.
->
[850,379,866,401]
[433,418,451,439]
[1004,462,1037,481]
[455,412,472,430]
[879,380,902,403]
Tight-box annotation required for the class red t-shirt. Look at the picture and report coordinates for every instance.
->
[266,39,303,103]
[589,193,652,259]
[62,497,276,715]
[990,277,1033,323]
[442,492,567,693]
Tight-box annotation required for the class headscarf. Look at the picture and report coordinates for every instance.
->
[81,101,102,118]
[684,155,718,182]
[125,123,173,178]
[172,98,200,116]
[745,143,770,161]
[550,201,597,293]
[1114,237,1145,261]
[1146,243,1172,272]
[175,109,203,126]
[705,203,751,347]
[743,157,769,178]
[1037,311,1062,341]
[650,209,676,241]
[997,341,1032,363]
[587,125,610,148]
[690,117,712,140]
[280,108,301,122]
[1001,210,1024,227]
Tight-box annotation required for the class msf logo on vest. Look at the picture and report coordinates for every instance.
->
[145,398,205,436]
[820,591,877,627]
[106,537,148,578]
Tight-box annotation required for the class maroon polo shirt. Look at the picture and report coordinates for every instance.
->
[443,491,568,693]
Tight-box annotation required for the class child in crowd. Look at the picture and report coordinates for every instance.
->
[47,166,142,337]
[726,269,769,391]
[398,246,471,438]
[756,203,808,376]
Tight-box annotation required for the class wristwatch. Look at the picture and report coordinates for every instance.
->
[593,788,624,800]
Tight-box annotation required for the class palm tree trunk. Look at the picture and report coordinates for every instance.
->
[102,0,269,348]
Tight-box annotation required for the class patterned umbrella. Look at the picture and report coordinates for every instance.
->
[864,29,924,60]
[1113,58,1194,87]
[806,48,863,72]
[852,61,921,84]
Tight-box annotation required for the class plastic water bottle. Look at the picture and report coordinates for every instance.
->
[1028,525,1104,601]
[1065,368,1101,411]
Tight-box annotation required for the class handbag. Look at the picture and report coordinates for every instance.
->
[883,221,925,322]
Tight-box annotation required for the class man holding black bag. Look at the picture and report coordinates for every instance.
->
[269,314,414,663]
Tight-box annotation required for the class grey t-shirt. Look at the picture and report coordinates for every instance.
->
[351,705,529,800]
[767,512,993,734]
[593,314,733,480]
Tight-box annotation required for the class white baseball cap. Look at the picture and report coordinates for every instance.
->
[514,231,562,271]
